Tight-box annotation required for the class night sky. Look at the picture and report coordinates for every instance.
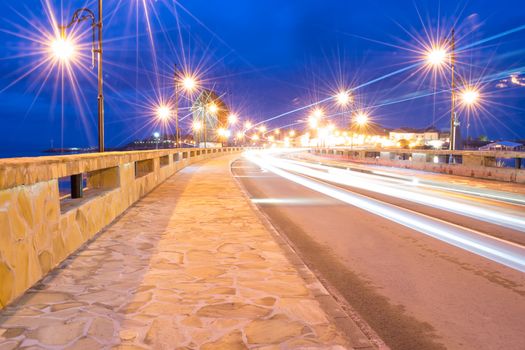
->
[1,0,524,155]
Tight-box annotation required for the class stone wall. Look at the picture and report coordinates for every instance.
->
[0,148,242,308]
[312,148,525,183]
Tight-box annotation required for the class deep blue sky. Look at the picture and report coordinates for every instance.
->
[1,0,524,154]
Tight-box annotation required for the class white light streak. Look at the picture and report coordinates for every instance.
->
[278,158,525,231]
[244,150,525,273]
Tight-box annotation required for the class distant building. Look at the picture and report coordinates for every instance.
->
[389,127,447,148]
[479,141,524,151]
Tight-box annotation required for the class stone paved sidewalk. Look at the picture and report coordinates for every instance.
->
[0,155,354,350]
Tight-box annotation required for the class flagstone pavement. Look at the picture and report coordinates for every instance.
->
[0,155,361,350]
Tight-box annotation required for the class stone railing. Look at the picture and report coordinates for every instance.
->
[311,148,525,183]
[0,147,243,308]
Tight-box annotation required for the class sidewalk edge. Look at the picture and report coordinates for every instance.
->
[229,155,378,350]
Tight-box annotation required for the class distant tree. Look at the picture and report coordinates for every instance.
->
[478,135,488,141]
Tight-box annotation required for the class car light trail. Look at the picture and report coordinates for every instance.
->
[276,157,525,232]
[292,156,525,206]
[245,150,525,273]
[294,156,525,206]
[251,198,334,205]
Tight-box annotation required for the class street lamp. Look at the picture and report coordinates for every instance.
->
[51,38,75,60]
[308,116,319,129]
[192,120,203,148]
[182,76,197,92]
[192,120,203,132]
[425,47,448,67]
[156,105,171,121]
[207,102,218,115]
[335,90,351,107]
[56,2,105,152]
[354,112,369,126]
[173,67,200,148]
[460,87,480,106]
[350,112,369,151]
[425,29,460,151]
[335,90,353,128]
[153,131,161,149]
[313,107,324,119]
[227,113,238,125]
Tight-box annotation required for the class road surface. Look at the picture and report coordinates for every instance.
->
[233,149,525,350]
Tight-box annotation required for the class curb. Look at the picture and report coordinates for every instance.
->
[229,154,380,350]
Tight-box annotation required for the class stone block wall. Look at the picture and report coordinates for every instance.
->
[313,148,525,184]
[0,147,242,308]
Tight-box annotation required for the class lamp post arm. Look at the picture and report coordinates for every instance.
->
[60,8,97,68]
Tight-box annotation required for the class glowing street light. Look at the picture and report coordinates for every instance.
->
[425,47,448,67]
[181,75,197,92]
[460,88,480,106]
[313,107,324,118]
[258,125,267,133]
[173,68,200,147]
[244,121,252,130]
[335,91,351,106]
[309,116,319,129]
[51,37,75,61]
[55,2,105,152]
[354,112,369,126]
[289,130,296,137]
[425,30,461,151]
[192,120,203,132]
[227,113,238,125]
[217,128,231,139]
[156,105,171,121]
[207,102,218,115]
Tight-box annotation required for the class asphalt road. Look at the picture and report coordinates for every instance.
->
[233,150,525,350]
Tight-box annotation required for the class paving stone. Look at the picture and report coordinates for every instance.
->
[88,317,114,340]
[201,330,247,350]
[29,321,85,346]
[278,298,329,324]
[245,314,305,345]
[144,318,187,348]
[196,302,271,319]
[65,337,101,350]
[0,341,18,350]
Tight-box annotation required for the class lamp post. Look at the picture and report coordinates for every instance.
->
[172,70,198,148]
[351,112,368,152]
[57,1,104,152]
[336,90,352,127]
[449,29,460,152]
[173,64,180,148]
[205,102,219,149]
[425,29,460,152]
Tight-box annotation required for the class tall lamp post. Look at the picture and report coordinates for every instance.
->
[449,29,459,152]
[173,64,180,148]
[57,1,104,152]
[335,90,352,127]
[425,29,460,152]
[351,112,368,152]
